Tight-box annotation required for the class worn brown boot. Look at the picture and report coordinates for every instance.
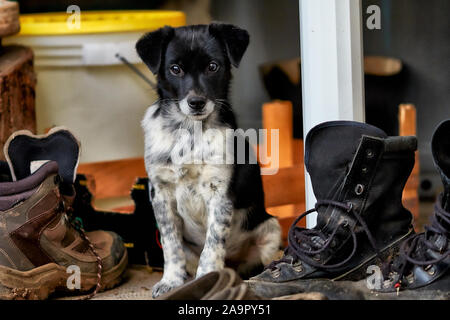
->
[0,161,127,300]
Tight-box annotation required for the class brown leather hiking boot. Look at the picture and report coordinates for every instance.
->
[0,161,128,300]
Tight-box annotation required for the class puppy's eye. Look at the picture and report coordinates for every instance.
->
[207,62,219,73]
[170,64,183,76]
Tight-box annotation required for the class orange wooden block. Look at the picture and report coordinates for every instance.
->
[262,165,305,208]
[262,100,294,168]
[293,139,304,165]
[262,100,297,219]
[398,104,420,223]
[77,157,146,199]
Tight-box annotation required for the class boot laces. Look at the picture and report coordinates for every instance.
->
[60,201,103,300]
[384,195,450,288]
[267,199,379,271]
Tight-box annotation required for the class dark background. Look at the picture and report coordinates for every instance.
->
[215,0,450,197]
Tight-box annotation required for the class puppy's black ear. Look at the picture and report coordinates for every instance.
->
[136,26,174,74]
[209,23,249,68]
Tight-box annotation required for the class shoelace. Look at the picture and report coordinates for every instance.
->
[267,199,379,271]
[63,202,103,300]
[386,195,450,289]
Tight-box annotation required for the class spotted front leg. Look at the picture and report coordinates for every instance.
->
[196,182,233,278]
[150,183,188,298]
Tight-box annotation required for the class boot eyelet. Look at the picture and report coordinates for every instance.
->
[361,166,368,174]
[425,265,436,276]
[294,266,303,273]
[366,149,374,158]
[292,261,303,273]
[355,184,364,195]
[271,268,281,278]
[346,202,353,212]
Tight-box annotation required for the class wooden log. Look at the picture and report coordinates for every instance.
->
[0,45,36,159]
[0,1,20,38]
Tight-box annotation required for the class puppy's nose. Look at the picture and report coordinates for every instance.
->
[187,96,206,110]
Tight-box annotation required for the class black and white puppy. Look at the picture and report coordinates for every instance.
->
[136,24,281,298]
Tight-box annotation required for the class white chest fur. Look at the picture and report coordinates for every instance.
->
[142,104,235,246]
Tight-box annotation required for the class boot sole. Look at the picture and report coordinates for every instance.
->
[246,229,413,298]
[333,229,413,281]
[0,250,128,300]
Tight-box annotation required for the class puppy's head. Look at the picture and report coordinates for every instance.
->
[136,24,249,120]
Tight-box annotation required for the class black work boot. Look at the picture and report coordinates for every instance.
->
[249,121,417,297]
[376,120,450,294]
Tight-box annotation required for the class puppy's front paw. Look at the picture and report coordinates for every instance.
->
[152,278,185,298]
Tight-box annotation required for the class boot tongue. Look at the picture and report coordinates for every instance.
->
[305,121,387,200]
[4,127,81,192]
[431,120,450,211]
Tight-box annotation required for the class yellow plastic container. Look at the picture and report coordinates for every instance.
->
[17,10,186,35]
[4,11,185,163]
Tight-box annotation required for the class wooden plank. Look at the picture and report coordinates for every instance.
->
[364,56,402,76]
[78,157,306,207]
[77,157,146,199]
[293,139,304,165]
[262,100,298,218]
[398,103,420,221]
[259,56,402,86]
[262,100,294,168]
[78,156,306,246]
[262,165,305,208]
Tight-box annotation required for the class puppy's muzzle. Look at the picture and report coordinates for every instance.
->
[188,96,207,113]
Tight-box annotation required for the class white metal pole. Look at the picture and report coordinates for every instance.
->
[299,0,366,228]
